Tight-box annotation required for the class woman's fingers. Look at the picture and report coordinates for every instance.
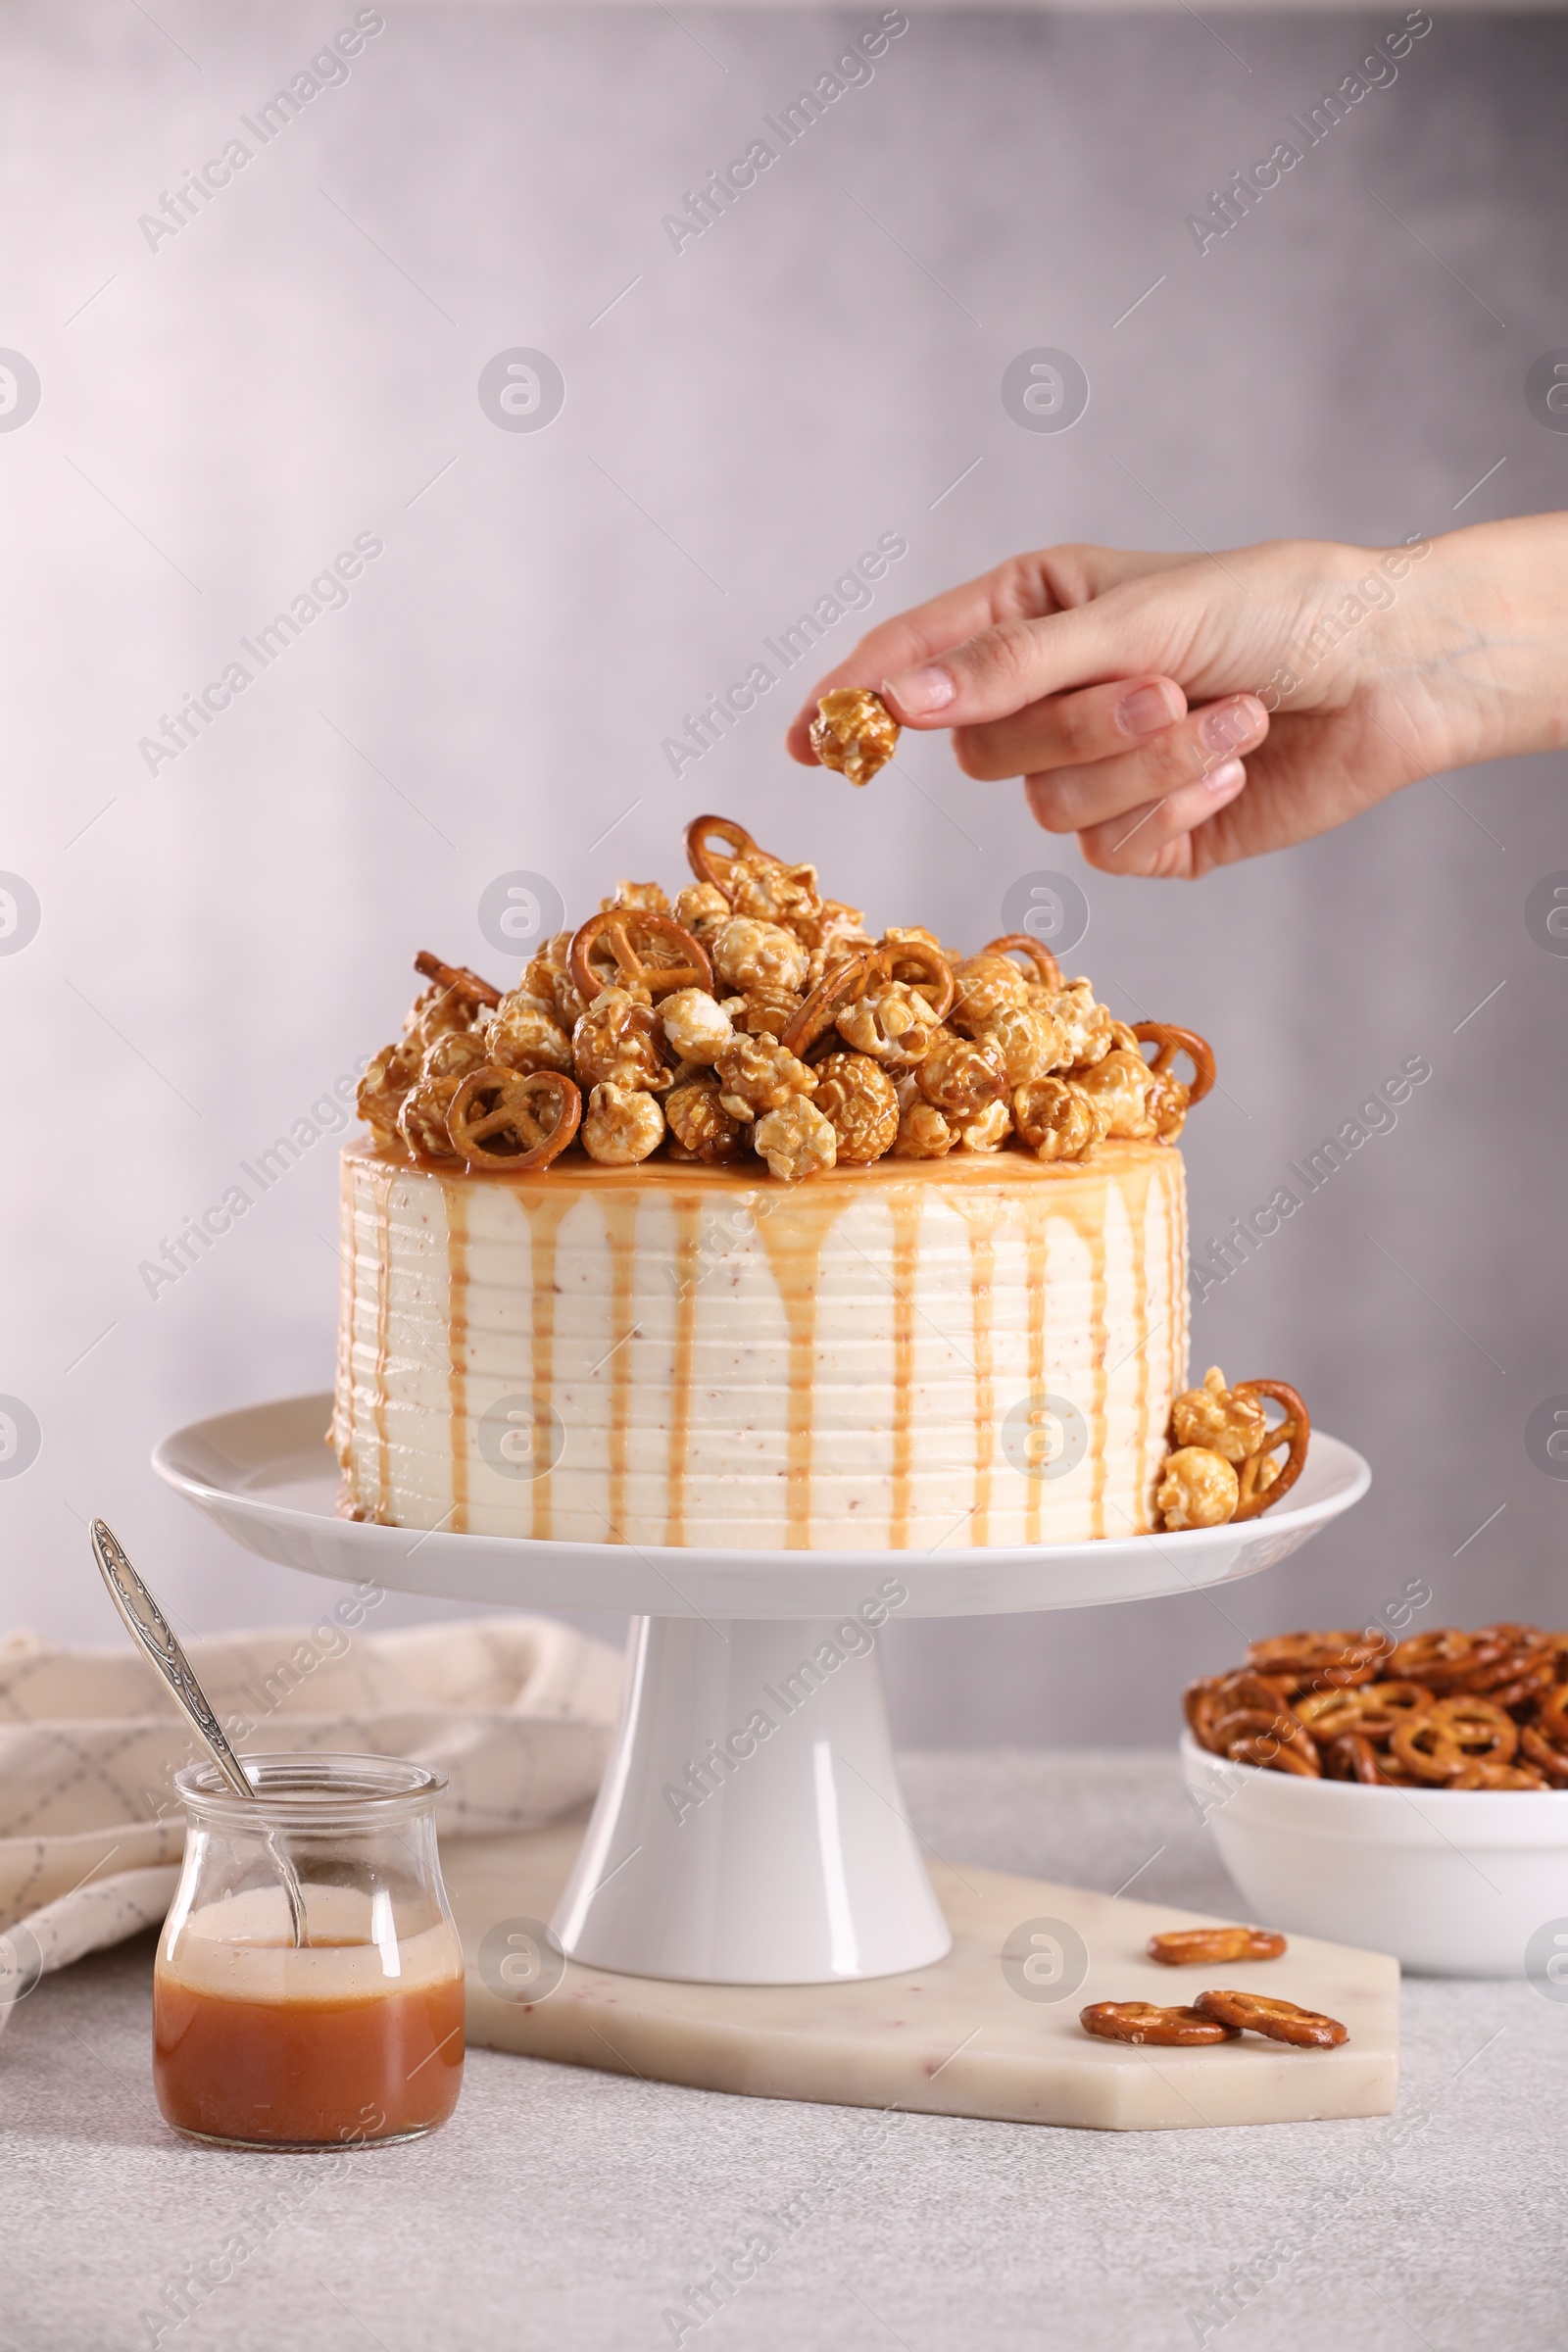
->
[878,597,1186,731]
[785,544,1214,762]
[1022,694,1271,837]
[1057,759,1251,879]
[954,675,1187,783]
[782,574,1031,761]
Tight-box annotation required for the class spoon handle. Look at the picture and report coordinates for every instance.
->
[91,1519,309,1948]
[91,1521,253,1798]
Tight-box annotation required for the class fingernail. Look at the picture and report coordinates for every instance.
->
[1115,682,1179,738]
[883,665,955,719]
[1204,757,1246,799]
[1200,695,1265,757]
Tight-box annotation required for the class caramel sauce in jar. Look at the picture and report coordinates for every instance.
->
[159,1756,466,2150]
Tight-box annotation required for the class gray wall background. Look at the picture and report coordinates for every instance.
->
[1,3,1565,1744]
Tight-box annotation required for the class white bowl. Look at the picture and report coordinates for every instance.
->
[1181,1732,1568,1977]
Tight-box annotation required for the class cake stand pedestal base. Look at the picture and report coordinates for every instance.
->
[450,1821,1399,2132]
[553,1615,952,1984]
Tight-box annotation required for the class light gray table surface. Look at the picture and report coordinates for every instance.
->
[4,1750,1561,2352]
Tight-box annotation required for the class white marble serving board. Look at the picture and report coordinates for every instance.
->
[446,1824,1398,2132]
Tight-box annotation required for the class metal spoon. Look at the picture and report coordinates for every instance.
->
[90,1519,309,1949]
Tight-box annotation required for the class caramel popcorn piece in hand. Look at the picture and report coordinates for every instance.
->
[1157,1446,1241,1531]
[1012,1076,1104,1162]
[665,1078,746,1162]
[837,980,941,1067]
[1172,1368,1270,1463]
[917,1031,1009,1119]
[581,1082,665,1164]
[671,882,731,943]
[809,686,900,787]
[953,1098,1013,1152]
[715,1032,818,1121]
[398,1076,465,1163]
[662,986,733,1064]
[711,916,809,998]
[573,989,672,1093]
[753,1097,838,1181]
[978,1001,1063,1088]
[358,1040,420,1144]
[484,991,573,1076]
[813,1052,899,1164]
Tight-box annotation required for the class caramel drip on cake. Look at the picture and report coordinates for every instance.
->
[1024,1197,1049,1547]
[665,1194,702,1548]
[602,1190,639,1544]
[372,1173,392,1510]
[888,1188,922,1550]
[1128,1170,1151,1535]
[754,1184,854,1549]
[966,1208,1000,1549]
[519,1190,573,1544]
[445,1179,470,1536]
[1087,1218,1109,1541]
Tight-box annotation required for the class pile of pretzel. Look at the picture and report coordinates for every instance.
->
[356,805,1214,1183]
[1187,1624,1568,1788]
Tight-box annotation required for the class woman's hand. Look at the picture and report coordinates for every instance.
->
[785,519,1568,876]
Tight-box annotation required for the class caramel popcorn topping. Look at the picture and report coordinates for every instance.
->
[808,686,901,787]
[356,811,1212,1183]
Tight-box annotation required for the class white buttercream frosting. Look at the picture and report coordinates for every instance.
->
[333,1140,1188,1551]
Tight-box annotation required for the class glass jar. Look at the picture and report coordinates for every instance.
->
[155,1754,466,2150]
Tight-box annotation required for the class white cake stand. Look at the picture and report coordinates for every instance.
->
[154,1395,1369,1988]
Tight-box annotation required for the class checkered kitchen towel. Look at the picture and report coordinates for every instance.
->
[0,1607,622,2022]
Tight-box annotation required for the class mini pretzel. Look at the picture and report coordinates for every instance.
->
[1323,1732,1394,1784]
[1227,1734,1321,1777]
[781,941,956,1057]
[1539,1684,1568,1745]
[1211,1705,1317,1758]
[780,951,874,1056]
[446,1067,581,1170]
[1389,1713,1464,1783]
[1230,1381,1310,1521]
[1192,1990,1348,2048]
[1427,1695,1518,1760]
[1247,1630,1392,1689]
[414,948,502,1011]
[567,911,713,1006]
[1148,1928,1287,1966]
[1294,1682,1432,1742]
[1133,1022,1215,1105]
[1388,1628,1512,1690]
[1080,2002,1239,2047]
[980,933,1062,992]
[1519,1724,1568,1785]
[685,814,763,898]
[1449,1760,1546,1789]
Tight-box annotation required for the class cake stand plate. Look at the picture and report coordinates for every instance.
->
[154,1395,1369,1987]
